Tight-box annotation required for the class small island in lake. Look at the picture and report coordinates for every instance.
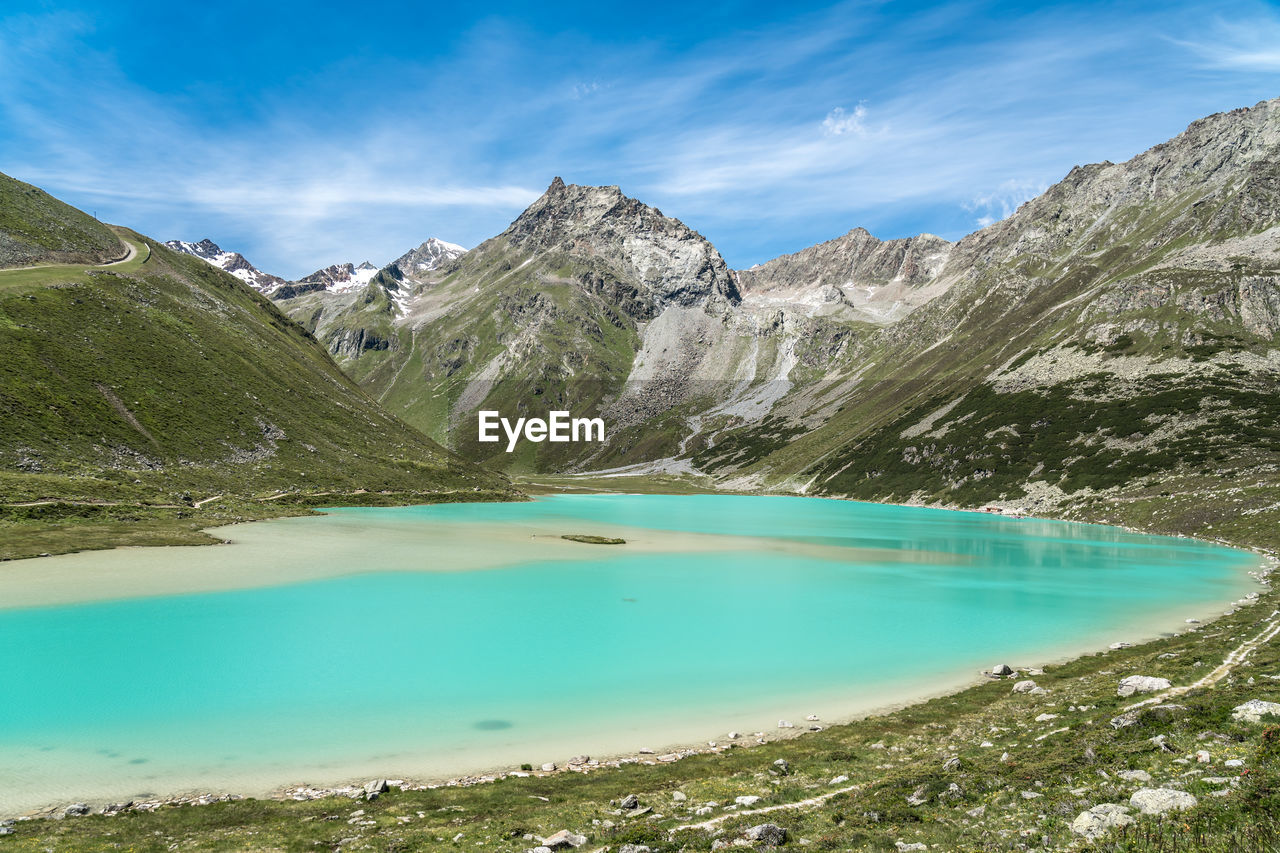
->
[561,534,626,545]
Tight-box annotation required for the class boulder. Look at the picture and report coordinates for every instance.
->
[772,758,790,775]
[1011,680,1038,693]
[619,793,639,810]
[618,846,652,853]
[1130,787,1198,815]
[364,779,389,795]
[1231,699,1280,723]
[541,829,587,849]
[672,791,687,801]
[743,823,787,845]
[896,843,927,852]
[64,803,91,817]
[735,795,762,806]
[541,762,557,772]
[1110,710,1143,729]
[1070,803,1135,839]
[1117,675,1172,697]
[1117,769,1152,783]
[992,664,1014,676]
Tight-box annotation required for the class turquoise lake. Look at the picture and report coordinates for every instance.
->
[0,494,1260,813]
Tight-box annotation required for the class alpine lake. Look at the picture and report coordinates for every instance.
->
[0,494,1260,814]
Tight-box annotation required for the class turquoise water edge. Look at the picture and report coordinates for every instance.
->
[0,494,1260,813]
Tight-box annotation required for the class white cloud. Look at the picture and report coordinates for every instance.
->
[964,179,1048,229]
[1176,15,1280,71]
[821,104,867,136]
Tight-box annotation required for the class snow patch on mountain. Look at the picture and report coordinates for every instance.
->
[163,238,286,293]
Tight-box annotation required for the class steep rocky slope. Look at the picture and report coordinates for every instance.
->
[275,179,766,470]
[734,96,1280,513]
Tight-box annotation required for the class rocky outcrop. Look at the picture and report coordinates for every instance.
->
[1232,699,1280,722]
[736,227,952,294]
[500,177,740,313]
[1130,787,1198,815]
[1117,675,1172,697]
[1070,803,1135,839]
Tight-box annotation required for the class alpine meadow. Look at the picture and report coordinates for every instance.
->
[4,2,1280,851]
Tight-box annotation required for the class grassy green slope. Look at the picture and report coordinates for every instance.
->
[0,172,126,268]
[279,242,642,473]
[0,218,515,557]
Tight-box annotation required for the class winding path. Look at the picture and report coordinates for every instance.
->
[0,236,146,274]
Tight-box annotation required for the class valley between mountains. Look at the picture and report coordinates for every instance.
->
[150,95,1280,554]
[4,95,1280,853]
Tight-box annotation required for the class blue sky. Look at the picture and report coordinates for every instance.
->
[2,0,1278,278]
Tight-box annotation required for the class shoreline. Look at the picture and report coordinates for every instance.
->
[0,489,1272,820]
[3,548,1268,820]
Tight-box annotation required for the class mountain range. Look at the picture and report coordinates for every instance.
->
[5,95,1279,544]
[211,97,1278,529]
[0,172,509,522]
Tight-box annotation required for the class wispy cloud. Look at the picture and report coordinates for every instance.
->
[964,179,1048,228]
[821,104,867,136]
[0,1,1276,274]
[1176,14,1280,71]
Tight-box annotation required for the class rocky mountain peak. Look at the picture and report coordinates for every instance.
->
[736,226,954,297]
[390,237,467,275]
[500,178,740,308]
[955,96,1280,268]
[163,238,286,293]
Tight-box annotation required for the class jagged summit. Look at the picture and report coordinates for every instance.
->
[500,177,740,309]
[390,237,467,274]
[163,238,286,293]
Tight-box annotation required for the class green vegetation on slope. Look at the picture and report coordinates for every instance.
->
[0,172,126,268]
[0,221,517,557]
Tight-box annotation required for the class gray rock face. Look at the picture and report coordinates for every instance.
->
[1071,803,1135,839]
[502,177,740,313]
[1117,675,1172,697]
[743,823,787,845]
[1130,787,1198,815]
[1232,699,1280,722]
[735,226,952,299]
